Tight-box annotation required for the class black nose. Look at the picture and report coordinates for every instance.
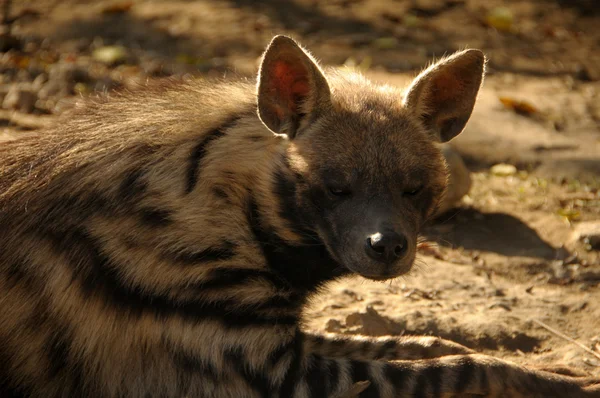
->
[365,231,407,264]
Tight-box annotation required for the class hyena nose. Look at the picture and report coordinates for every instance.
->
[365,231,407,264]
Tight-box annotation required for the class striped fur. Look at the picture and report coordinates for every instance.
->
[0,35,599,397]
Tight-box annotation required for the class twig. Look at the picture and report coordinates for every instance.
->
[532,318,600,361]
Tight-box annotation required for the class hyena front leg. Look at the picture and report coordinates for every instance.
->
[303,333,474,361]
[276,353,600,397]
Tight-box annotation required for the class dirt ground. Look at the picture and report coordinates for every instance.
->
[3,0,600,377]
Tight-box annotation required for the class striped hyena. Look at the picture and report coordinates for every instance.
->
[0,35,598,398]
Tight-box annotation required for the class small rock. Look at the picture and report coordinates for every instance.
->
[92,45,129,66]
[38,80,62,101]
[570,221,600,250]
[39,63,88,101]
[32,73,48,90]
[49,62,88,84]
[547,260,575,284]
[490,163,517,177]
[2,84,37,113]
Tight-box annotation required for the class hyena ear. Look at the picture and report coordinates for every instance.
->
[403,49,485,142]
[257,35,332,138]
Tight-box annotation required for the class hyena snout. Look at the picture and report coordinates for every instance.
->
[365,230,408,264]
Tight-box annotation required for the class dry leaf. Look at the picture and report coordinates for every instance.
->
[557,208,581,222]
[486,7,513,32]
[499,96,538,116]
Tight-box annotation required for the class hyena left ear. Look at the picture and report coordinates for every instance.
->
[403,49,486,142]
[257,35,332,138]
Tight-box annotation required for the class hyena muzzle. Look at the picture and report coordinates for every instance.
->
[0,35,598,398]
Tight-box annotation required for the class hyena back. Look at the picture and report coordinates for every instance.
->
[0,35,598,398]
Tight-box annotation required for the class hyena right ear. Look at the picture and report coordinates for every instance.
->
[403,49,486,142]
[257,35,332,138]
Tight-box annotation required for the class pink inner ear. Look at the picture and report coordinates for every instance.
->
[273,60,310,112]
[429,71,467,105]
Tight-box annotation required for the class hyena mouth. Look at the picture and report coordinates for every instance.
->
[341,252,416,282]
[356,261,415,281]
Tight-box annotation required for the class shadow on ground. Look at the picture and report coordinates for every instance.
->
[426,208,557,259]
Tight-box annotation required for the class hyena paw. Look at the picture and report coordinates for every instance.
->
[417,336,476,357]
[561,375,600,395]
[581,377,600,388]
[391,335,476,360]
[533,364,591,377]
[583,382,600,397]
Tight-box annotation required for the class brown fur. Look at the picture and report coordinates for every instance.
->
[0,35,598,397]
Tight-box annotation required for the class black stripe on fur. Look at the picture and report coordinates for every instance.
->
[185,117,241,194]
[42,227,297,328]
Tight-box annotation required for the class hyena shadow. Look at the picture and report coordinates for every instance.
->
[426,208,557,259]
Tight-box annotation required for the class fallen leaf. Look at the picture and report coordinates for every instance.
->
[499,96,538,116]
[486,7,513,32]
[557,208,581,222]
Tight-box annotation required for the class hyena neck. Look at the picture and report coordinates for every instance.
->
[248,154,348,298]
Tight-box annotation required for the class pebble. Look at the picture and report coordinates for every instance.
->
[32,73,48,90]
[92,45,129,66]
[571,221,600,250]
[2,84,37,113]
[490,163,517,177]
[39,63,89,101]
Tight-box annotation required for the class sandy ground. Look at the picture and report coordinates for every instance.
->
[2,0,600,377]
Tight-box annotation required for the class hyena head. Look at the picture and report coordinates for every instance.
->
[257,36,485,281]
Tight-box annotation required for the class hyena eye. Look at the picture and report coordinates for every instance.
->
[404,186,423,196]
[328,186,352,197]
